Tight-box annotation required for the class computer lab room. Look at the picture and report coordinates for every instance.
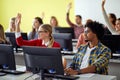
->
[0,0,120,80]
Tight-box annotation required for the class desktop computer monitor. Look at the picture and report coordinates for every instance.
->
[5,32,28,52]
[0,44,16,70]
[22,46,64,75]
[54,27,75,39]
[53,33,73,51]
[101,35,120,57]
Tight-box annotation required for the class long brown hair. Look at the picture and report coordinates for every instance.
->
[40,24,54,48]
[31,17,43,39]
[0,24,8,43]
[50,16,58,27]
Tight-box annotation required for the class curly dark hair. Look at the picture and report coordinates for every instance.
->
[85,21,105,40]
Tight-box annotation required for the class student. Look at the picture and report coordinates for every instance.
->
[6,17,22,32]
[0,24,9,69]
[66,2,84,39]
[76,19,93,49]
[28,17,43,40]
[15,13,66,68]
[115,18,120,33]
[50,16,60,33]
[102,0,119,35]
[0,24,9,44]
[64,21,111,75]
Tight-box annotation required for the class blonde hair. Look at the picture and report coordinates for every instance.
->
[40,24,54,48]
[0,24,7,43]
[9,17,16,32]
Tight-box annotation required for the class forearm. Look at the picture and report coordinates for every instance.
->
[79,66,96,74]
[16,25,21,32]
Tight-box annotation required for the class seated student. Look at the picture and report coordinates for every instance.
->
[28,17,43,40]
[15,13,66,68]
[115,18,120,33]
[102,0,119,35]
[6,17,22,32]
[0,24,9,44]
[50,16,60,33]
[64,21,111,75]
[66,2,84,39]
[76,19,93,49]
[0,24,10,69]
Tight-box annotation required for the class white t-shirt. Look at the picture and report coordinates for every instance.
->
[80,46,95,69]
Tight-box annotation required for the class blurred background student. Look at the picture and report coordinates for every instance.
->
[15,13,66,68]
[0,24,9,44]
[50,16,60,33]
[28,17,43,40]
[66,2,84,39]
[6,17,22,32]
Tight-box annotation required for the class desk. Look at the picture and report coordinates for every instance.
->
[0,73,117,80]
[15,52,120,80]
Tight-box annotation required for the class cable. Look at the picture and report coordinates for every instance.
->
[24,74,35,80]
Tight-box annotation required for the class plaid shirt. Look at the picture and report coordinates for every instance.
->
[70,42,111,75]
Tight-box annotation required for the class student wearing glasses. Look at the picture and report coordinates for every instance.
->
[15,13,60,48]
[15,13,67,68]
[65,21,111,75]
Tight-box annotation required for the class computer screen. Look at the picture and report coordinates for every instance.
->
[53,33,73,51]
[22,46,64,75]
[54,27,75,39]
[0,44,16,70]
[5,32,28,52]
[101,35,120,55]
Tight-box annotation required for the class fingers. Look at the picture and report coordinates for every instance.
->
[41,12,45,19]
[67,2,72,13]
[64,68,72,74]
[15,13,22,27]
[102,0,106,6]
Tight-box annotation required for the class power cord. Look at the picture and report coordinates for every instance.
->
[24,74,35,80]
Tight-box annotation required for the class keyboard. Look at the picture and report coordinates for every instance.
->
[2,69,25,75]
[61,51,75,55]
[43,73,79,80]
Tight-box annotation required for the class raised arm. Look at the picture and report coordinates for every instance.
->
[102,0,118,34]
[66,2,75,27]
[15,13,21,33]
[15,13,37,46]
[41,12,45,20]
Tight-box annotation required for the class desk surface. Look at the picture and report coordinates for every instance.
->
[0,73,116,80]
[0,65,117,80]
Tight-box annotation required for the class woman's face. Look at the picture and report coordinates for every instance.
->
[10,20,15,29]
[32,19,40,29]
[115,20,120,31]
[50,18,58,27]
[38,27,49,39]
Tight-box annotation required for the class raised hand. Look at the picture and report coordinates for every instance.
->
[41,12,45,20]
[67,2,72,13]
[102,0,106,9]
[15,13,21,27]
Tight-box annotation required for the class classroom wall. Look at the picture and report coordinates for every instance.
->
[0,0,74,32]
[75,0,120,25]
